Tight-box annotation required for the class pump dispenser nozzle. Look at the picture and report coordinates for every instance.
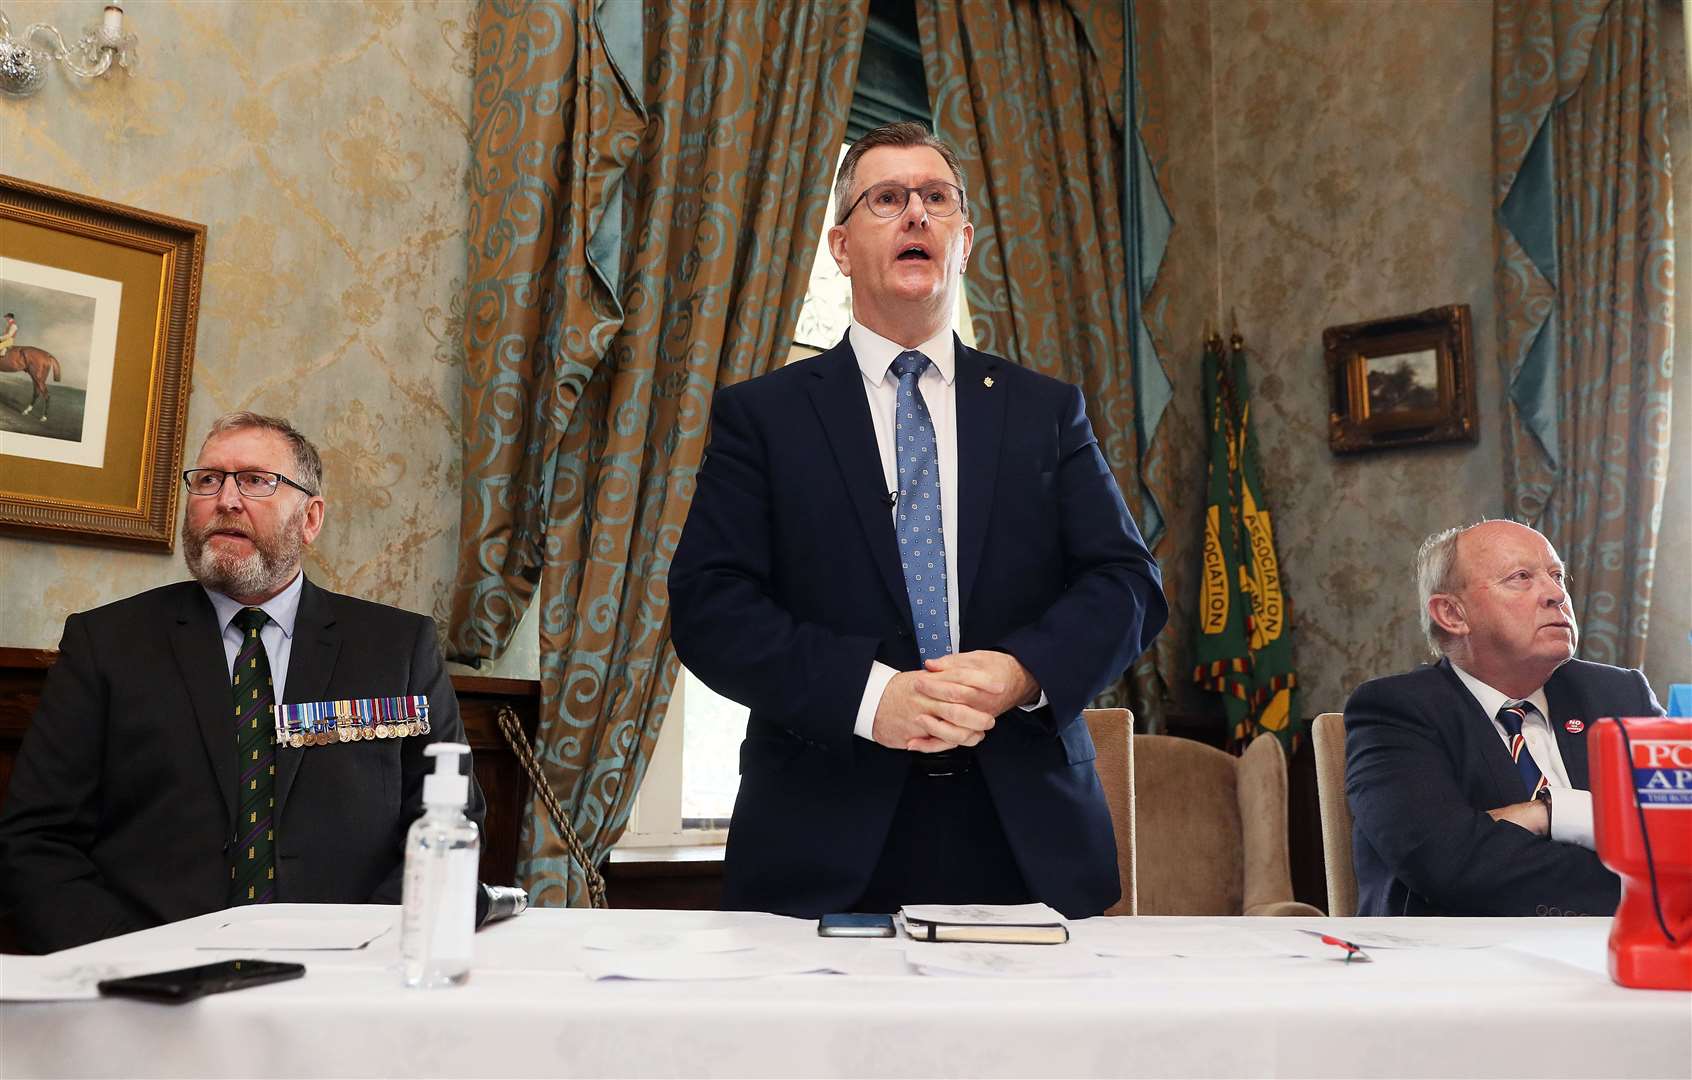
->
[421,742,470,808]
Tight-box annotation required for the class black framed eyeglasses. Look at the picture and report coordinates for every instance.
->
[839,180,965,224]
[183,469,317,498]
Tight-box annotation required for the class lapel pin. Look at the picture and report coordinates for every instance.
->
[1564,719,1585,734]
[983,376,994,388]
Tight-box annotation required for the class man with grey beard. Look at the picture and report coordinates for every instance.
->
[0,412,485,953]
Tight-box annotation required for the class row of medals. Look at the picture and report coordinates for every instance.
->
[281,717,432,748]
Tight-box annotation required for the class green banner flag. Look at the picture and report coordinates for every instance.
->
[1192,334,1301,750]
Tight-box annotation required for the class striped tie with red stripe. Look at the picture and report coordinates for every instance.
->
[1497,701,1549,800]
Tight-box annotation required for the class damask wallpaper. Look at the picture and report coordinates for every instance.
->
[1147,0,1686,712]
[1146,0,1506,717]
[0,0,536,678]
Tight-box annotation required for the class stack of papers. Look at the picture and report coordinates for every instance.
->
[901,903,1069,945]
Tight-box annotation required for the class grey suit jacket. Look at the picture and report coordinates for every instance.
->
[0,578,486,952]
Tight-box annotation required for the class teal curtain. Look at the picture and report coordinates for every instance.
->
[1494,0,1676,668]
[450,0,867,905]
[915,0,1172,723]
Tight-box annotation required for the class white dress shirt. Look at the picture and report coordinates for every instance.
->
[1450,663,1595,849]
[849,321,961,741]
[205,571,305,701]
[844,321,1046,741]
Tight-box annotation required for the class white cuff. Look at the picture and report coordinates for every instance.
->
[1547,786,1595,850]
[1017,691,1048,712]
[855,662,899,742]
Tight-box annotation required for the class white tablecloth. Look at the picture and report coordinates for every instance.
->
[2,905,1687,1079]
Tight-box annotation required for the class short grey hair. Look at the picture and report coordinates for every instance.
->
[833,121,968,226]
[1415,520,1493,657]
[203,411,324,497]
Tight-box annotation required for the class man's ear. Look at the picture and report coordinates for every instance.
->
[826,224,852,277]
[300,497,326,546]
[1428,593,1468,639]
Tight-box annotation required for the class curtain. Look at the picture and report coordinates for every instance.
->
[450,0,866,905]
[914,0,1171,722]
[1494,0,1675,669]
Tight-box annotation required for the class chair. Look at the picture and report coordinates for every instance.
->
[1131,732,1322,916]
[1311,711,1356,917]
[1083,708,1136,915]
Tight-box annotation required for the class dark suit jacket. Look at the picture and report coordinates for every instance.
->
[668,336,1167,919]
[1345,656,1662,917]
[0,578,487,952]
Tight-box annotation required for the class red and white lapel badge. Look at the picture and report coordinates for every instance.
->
[1564,719,1585,734]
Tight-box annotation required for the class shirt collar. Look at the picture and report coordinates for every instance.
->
[205,570,305,640]
[1449,661,1550,722]
[850,320,956,387]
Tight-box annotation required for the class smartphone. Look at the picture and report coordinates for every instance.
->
[817,912,897,938]
[97,959,305,1003]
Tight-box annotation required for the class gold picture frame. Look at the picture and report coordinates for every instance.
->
[1324,304,1476,454]
[0,174,205,550]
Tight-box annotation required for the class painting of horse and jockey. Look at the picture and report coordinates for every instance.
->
[0,284,94,443]
[0,256,121,471]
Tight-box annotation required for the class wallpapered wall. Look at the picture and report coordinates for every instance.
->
[1206,0,1505,712]
[0,0,536,678]
[1141,0,1688,712]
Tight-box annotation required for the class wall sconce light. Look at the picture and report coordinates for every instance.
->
[0,4,138,98]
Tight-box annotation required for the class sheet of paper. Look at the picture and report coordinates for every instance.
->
[1332,927,1498,950]
[196,917,391,951]
[575,947,834,981]
[0,950,201,1002]
[901,902,1065,926]
[907,945,1112,979]
[1083,925,1322,959]
[580,927,756,954]
[1082,927,1373,961]
[1500,924,1611,977]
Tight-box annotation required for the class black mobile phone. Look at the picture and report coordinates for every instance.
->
[817,912,897,938]
[97,959,305,1003]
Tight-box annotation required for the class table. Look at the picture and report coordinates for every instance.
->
[3,906,1688,1079]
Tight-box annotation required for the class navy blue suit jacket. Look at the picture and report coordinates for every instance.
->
[1345,657,1661,917]
[668,336,1166,919]
[0,578,486,952]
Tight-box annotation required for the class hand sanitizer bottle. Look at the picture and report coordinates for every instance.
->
[401,742,479,987]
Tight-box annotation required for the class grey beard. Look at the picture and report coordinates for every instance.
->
[183,509,305,600]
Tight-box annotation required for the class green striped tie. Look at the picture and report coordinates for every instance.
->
[229,607,277,905]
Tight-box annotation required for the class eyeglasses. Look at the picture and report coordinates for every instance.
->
[839,180,965,223]
[183,469,317,498]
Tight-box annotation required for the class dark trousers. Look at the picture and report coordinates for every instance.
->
[853,750,1032,913]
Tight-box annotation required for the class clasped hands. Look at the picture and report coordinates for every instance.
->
[872,650,1039,753]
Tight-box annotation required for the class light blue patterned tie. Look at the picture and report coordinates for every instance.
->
[890,350,951,662]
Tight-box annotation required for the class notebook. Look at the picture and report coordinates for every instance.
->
[900,903,1070,945]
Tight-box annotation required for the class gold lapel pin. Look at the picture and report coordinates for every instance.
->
[984,376,994,388]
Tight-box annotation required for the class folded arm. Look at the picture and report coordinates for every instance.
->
[1344,679,1618,916]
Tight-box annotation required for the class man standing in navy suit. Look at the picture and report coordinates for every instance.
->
[669,122,1166,919]
[1346,519,1664,917]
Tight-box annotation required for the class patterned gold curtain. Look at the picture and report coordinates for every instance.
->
[450,0,866,905]
[1494,0,1676,668]
[914,0,1167,721]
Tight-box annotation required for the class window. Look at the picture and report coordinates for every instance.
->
[620,142,976,849]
